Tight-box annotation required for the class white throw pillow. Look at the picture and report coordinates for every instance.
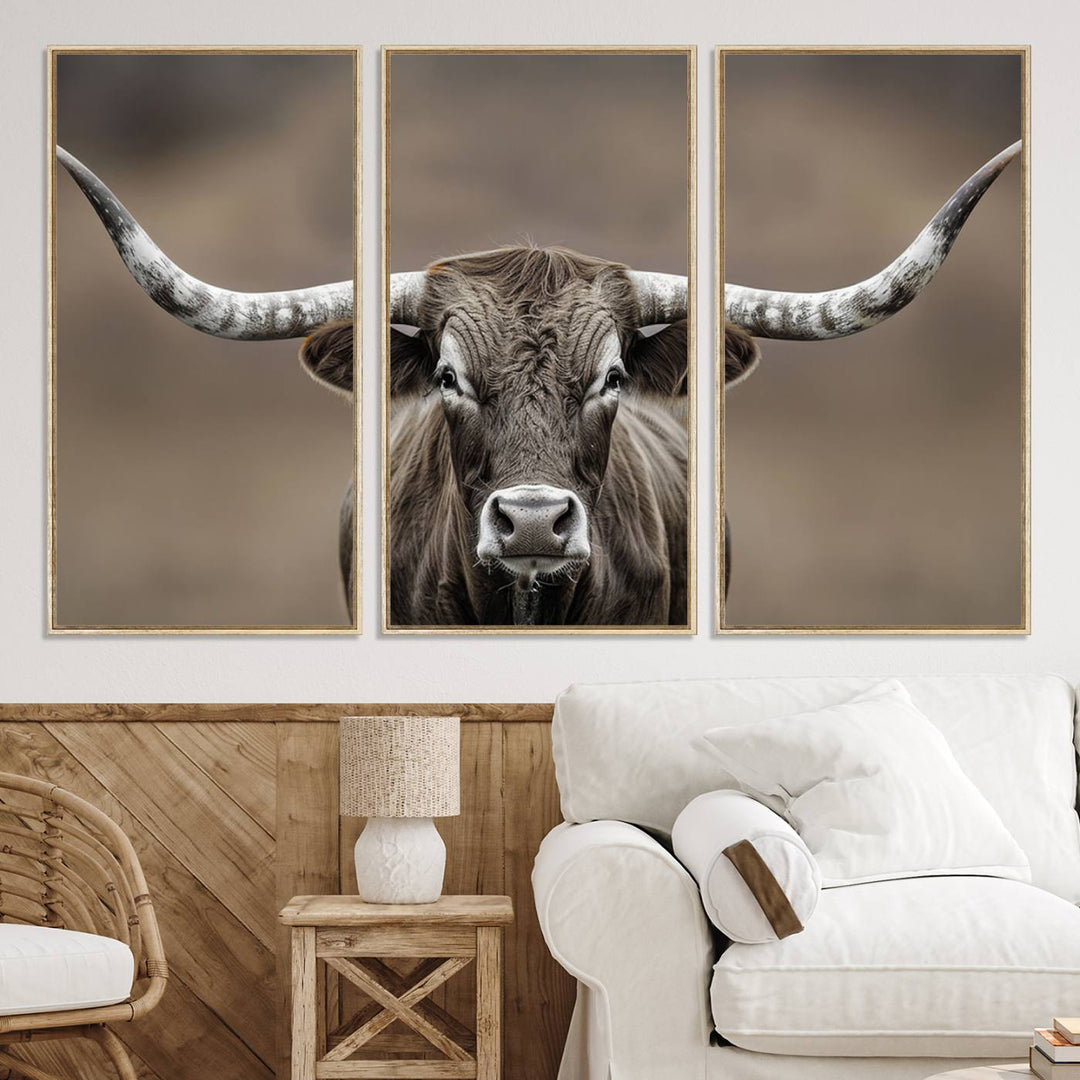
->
[672,789,820,943]
[695,679,1031,888]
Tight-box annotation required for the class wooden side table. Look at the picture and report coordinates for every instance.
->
[280,895,513,1080]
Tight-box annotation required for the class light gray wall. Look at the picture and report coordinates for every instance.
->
[2,0,1076,701]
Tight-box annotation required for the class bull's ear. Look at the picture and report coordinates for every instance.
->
[624,318,688,395]
[389,327,436,396]
[724,324,761,389]
[299,319,353,398]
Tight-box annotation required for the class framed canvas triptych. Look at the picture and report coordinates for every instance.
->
[48,45,1028,635]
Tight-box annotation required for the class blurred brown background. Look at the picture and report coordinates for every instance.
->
[55,52,355,628]
[388,52,688,275]
[723,52,1023,628]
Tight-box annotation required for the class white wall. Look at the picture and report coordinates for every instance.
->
[2,0,1077,703]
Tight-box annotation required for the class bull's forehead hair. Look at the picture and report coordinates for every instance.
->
[423,245,635,328]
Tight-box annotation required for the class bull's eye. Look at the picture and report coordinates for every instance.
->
[436,366,458,392]
[603,367,625,393]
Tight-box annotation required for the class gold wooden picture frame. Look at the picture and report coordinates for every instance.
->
[382,45,697,635]
[48,46,362,634]
[716,46,1030,635]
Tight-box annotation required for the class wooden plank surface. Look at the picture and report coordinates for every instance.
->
[315,1063,474,1078]
[440,722,506,1029]
[282,895,512,926]
[315,926,477,957]
[46,721,277,948]
[125,971,274,1080]
[502,723,574,1080]
[10,1038,159,1080]
[156,721,276,833]
[442,723,506,897]
[292,927,319,1080]
[475,927,502,1080]
[276,722,341,1080]
[0,704,553,723]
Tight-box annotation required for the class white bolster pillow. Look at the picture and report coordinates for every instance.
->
[672,789,820,944]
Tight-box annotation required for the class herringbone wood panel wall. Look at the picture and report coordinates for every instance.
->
[0,706,572,1080]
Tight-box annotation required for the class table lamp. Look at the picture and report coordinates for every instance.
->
[339,715,460,904]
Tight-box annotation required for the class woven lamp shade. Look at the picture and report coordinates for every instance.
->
[340,715,460,819]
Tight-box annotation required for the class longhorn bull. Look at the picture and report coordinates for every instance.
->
[57,138,1019,624]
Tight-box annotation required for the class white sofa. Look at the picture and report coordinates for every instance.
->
[532,675,1080,1080]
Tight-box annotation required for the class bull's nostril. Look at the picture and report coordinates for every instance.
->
[493,500,515,539]
[552,507,574,540]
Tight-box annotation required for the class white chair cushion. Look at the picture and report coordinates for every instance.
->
[0,924,134,1016]
[711,876,1080,1059]
[552,675,1080,901]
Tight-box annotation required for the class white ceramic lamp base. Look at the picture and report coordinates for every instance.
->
[353,817,446,904]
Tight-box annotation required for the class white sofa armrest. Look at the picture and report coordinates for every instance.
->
[533,820,716,1080]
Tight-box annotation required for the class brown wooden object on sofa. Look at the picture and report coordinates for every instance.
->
[0,772,168,1080]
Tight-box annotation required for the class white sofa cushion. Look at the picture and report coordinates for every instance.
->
[673,789,820,942]
[711,876,1080,1058]
[696,681,1030,887]
[552,675,1080,901]
[0,924,134,1016]
[707,1048,1027,1080]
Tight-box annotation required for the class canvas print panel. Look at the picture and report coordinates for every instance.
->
[52,50,358,630]
[384,50,693,632]
[720,51,1025,630]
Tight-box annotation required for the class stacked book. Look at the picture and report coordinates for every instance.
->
[1031,1019,1080,1078]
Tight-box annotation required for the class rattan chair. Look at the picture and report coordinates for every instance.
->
[0,773,167,1080]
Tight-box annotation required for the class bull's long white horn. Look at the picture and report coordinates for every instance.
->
[627,270,688,325]
[56,146,353,341]
[389,272,427,325]
[725,140,1021,341]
